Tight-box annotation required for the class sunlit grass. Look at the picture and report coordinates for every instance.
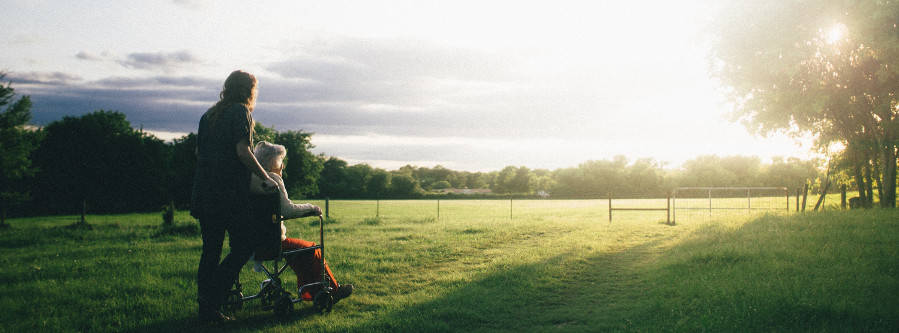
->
[1,196,895,332]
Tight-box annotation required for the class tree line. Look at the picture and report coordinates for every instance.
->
[2,79,828,222]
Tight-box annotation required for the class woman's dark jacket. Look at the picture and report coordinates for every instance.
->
[190,103,253,220]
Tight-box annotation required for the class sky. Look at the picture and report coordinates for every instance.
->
[2,0,815,172]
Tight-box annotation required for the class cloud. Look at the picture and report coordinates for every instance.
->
[6,71,83,86]
[119,50,201,71]
[14,72,216,133]
[266,38,520,104]
[75,51,105,61]
[256,36,697,143]
[93,76,218,89]
[269,39,516,82]
[171,0,206,9]
[256,37,546,138]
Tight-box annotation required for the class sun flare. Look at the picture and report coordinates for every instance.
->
[826,23,848,44]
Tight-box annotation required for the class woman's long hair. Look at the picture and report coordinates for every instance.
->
[206,70,257,128]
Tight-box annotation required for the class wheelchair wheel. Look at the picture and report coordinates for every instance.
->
[273,292,293,316]
[313,290,333,313]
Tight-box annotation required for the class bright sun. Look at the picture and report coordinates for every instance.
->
[826,23,848,44]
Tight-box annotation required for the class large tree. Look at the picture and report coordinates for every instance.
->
[32,111,168,215]
[711,0,899,207]
[389,173,422,197]
[0,74,40,226]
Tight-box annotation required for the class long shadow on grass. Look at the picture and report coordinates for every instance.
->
[341,239,671,332]
[340,212,899,332]
[120,303,330,333]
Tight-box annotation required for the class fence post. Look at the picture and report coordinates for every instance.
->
[437,199,440,220]
[747,188,751,212]
[325,198,330,218]
[708,189,712,216]
[672,189,677,224]
[795,188,800,212]
[840,184,847,210]
[608,192,612,223]
[377,199,380,218]
[667,192,671,225]
[801,183,809,212]
[785,188,789,212]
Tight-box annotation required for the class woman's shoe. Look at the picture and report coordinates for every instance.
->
[198,296,234,324]
[334,284,354,303]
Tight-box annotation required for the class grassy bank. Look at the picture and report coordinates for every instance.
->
[0,200,895,332]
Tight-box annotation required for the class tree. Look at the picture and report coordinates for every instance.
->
[464,172,488,189]
[366,169,390,198]
[318,157,349,198]
[389,173,422,197]
[626,158,664,196]
[253,122,277,144]
[711,0,899,207]
[510,166,533,193]
[413,165,453,190]
[345,164,373,198]
[431,180,451,190]
[763,157,821,190]
[532,169,556,195]
[169,133,197,208]
[274,130,322,198]
[0,74,40,227]
[491,166,517,193]
[32,111,168,216]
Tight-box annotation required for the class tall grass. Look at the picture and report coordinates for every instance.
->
[0,199,895,332]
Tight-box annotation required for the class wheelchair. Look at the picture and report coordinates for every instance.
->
[223,193,334,316]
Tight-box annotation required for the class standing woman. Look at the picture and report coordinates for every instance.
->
[191,70,276,323]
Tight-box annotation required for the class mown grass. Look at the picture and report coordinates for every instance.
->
[0,197,896,332]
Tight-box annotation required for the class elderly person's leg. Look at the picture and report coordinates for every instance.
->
[282,237,345,299]
[198,218,226,319]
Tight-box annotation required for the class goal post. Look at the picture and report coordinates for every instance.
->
[672,187,789,223]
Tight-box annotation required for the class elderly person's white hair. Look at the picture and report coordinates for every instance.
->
[254,141,287,171]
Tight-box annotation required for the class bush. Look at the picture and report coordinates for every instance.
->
[161,201,174,226]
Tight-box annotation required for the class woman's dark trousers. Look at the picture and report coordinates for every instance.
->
[197,213,256,311]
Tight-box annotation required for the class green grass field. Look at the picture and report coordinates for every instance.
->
[1,196,897,332]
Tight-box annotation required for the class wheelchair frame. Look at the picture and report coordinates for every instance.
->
[224,200,334,316]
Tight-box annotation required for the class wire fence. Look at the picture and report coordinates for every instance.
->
[295,186,841,224]
[294,195,788,225]
[671,187,790,223]
[273,184,878,226]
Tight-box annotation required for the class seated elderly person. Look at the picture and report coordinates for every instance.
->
[249,141,353,302]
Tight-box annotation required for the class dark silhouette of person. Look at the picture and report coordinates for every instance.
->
[190,70,277,323]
